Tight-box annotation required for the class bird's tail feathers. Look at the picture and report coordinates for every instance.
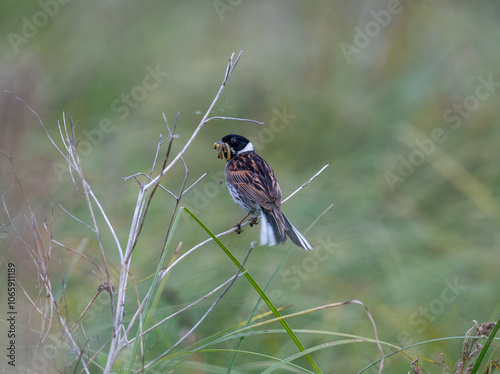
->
[260,210,313,251]
[283,214,314,251]
[260,210,285,246]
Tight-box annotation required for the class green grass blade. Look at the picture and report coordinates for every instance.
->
[471,318,500,374]
[228,203,334,373]
[184,207,322,374]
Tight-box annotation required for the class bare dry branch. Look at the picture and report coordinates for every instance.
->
[105,51,255,374]
[1,150,91,373]
[142,51,247,191]
[283,164,329,203]
[205,116,264,125]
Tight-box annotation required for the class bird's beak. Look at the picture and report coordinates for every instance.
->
[214,141,231,161]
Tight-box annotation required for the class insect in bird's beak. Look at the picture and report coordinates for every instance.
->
[214,141,231,161]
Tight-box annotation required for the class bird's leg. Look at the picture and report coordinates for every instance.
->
[249,216,259,227]
[234,213,250,234]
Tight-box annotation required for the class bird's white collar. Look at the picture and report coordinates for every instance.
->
[237,142,254,155]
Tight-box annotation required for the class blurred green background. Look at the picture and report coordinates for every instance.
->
[1,1,500,372]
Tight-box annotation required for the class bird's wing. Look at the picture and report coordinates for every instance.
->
[226,152,282,210]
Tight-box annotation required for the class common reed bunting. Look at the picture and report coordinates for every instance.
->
[214,134,313,250]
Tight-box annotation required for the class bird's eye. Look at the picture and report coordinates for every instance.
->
[230,137,236,144]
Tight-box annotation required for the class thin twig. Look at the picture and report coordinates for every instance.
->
[59,204,94,231]
[67,117,114,323]
[128,111,179,258]
[205,116,264,125]
[52,239,107,279]
[6,92,70,163]
[150,134,164,178]
[122,172,153,182]
[157,224,241,281]
[142,51,245,191]
[122,173,178,198]
[283,164,329,204]
[69,290,101,333]
[88,188,124,261]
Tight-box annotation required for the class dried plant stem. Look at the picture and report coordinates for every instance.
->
[1,151,91,373]
[143,51,246,192]
[205,116,264,125]
[103,51,247,374]
[282,164,329,203]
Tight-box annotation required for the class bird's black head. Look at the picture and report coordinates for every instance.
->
[214,134,254,161]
